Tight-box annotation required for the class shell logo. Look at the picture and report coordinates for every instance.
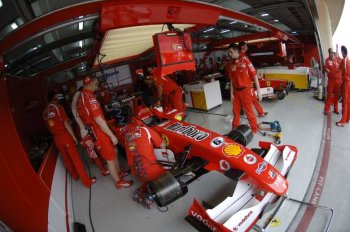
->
[48,119,55,127]
[222,144,243,157]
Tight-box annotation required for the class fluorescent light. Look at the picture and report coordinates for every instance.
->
[261,13,269,17]
[229,21,237,24]
[11,22,18,30]
[274,19,279,22]
[204,35,209,38]
[78,22,84,30]
[78,16,84,19]
[4,64,8,68]
[244,25,248,28]
[203,28,214,33]
[220,29,230,34]
[292,31,297,34]
[79,40,83,48]
[33,46,38,51]
[0,0,3,8]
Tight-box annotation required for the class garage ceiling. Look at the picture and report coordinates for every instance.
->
[0,0,316,82]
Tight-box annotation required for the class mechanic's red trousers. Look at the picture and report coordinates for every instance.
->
[324,79,340,113]
[339,80,350,124]
[54,134,93,188]
[232,87,258,133]
[164,90,183,112]
[251,89,264,115]
[81,135,107,174]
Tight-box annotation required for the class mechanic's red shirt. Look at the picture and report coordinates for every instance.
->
[43,103,68,135]
[77,89,105,129]
[324,56,340,80]
[154,75,181,94]
[230,54,257,89]
[340,56,350,81]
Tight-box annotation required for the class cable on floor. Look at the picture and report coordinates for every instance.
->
[81,146,96,232]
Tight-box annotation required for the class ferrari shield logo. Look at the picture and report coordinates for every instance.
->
[222,144,243,157]
[128,142,136,151]
[161,134,169,147]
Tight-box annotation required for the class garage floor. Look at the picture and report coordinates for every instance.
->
[69,91,350,232]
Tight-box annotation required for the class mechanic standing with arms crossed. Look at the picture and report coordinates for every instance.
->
[43,91,96,188]
[239,42,267,117]
[77,76,133,188]
[227,43,262,133]
[336,46,350,127]
[324,47,341,115]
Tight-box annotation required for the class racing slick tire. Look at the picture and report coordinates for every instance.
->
[148,173,188,207]
[225,124,253,146]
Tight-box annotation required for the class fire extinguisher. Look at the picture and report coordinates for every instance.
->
[317,84,323,100]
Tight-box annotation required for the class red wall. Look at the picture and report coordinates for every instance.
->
[0,76,50,231]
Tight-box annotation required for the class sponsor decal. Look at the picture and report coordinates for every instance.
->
[268,170,276,179]
[161,134,169,147]
[190,210,217,232]
[125,129,141,141]
[89,99,98,104]
[210,137,224,148]
[165,122,209,141]
[266,81,271,87]
[172,44,183,50]
[222,144,243,157]
[219,160,230,171]
[48,111,55,118]
[243,154,257,165]
[256,161,268,174]
[128,142,136,151]
[48,119,55,127]
[233,211,253,231]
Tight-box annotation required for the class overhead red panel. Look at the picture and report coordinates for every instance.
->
[101,2,220,32]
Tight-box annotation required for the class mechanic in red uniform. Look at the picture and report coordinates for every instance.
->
[336,46,350,127]
[227,43,262,133]
[324,47,341,114]
[43,91,96,188]
[71,88,109,176]
[239,42,267,117]
[148,66,184,112]
[77,76,133,188]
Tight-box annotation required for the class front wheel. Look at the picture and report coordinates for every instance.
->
[225,124,253,146]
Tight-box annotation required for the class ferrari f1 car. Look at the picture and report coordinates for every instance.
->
[106,93,297,232]
[258,79,293,100]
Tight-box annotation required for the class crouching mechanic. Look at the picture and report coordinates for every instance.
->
[77,76,133,188]
[148,66,185,113]
[227,43,262,133]
[43,91,96,188]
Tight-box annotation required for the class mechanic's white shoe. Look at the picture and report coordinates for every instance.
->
[224,114,233,123]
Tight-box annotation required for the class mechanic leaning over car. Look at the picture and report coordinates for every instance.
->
[148,65,184,112]
[324,47,341,115]
[336,46,350,127]
[227,43,262,133]
[76,76,133,188]
[43,91,96,188]
[239,41,267,118]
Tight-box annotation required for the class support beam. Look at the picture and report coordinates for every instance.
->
[242,2,303,15]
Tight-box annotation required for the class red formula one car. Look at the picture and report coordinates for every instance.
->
[258,79,293,100]
[106,93,297,232]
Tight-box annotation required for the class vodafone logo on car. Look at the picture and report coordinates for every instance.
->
[243,154,257,165]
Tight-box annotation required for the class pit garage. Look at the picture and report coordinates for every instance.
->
[0,1,349,232]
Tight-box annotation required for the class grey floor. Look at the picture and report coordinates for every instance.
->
[71,91,350,232]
